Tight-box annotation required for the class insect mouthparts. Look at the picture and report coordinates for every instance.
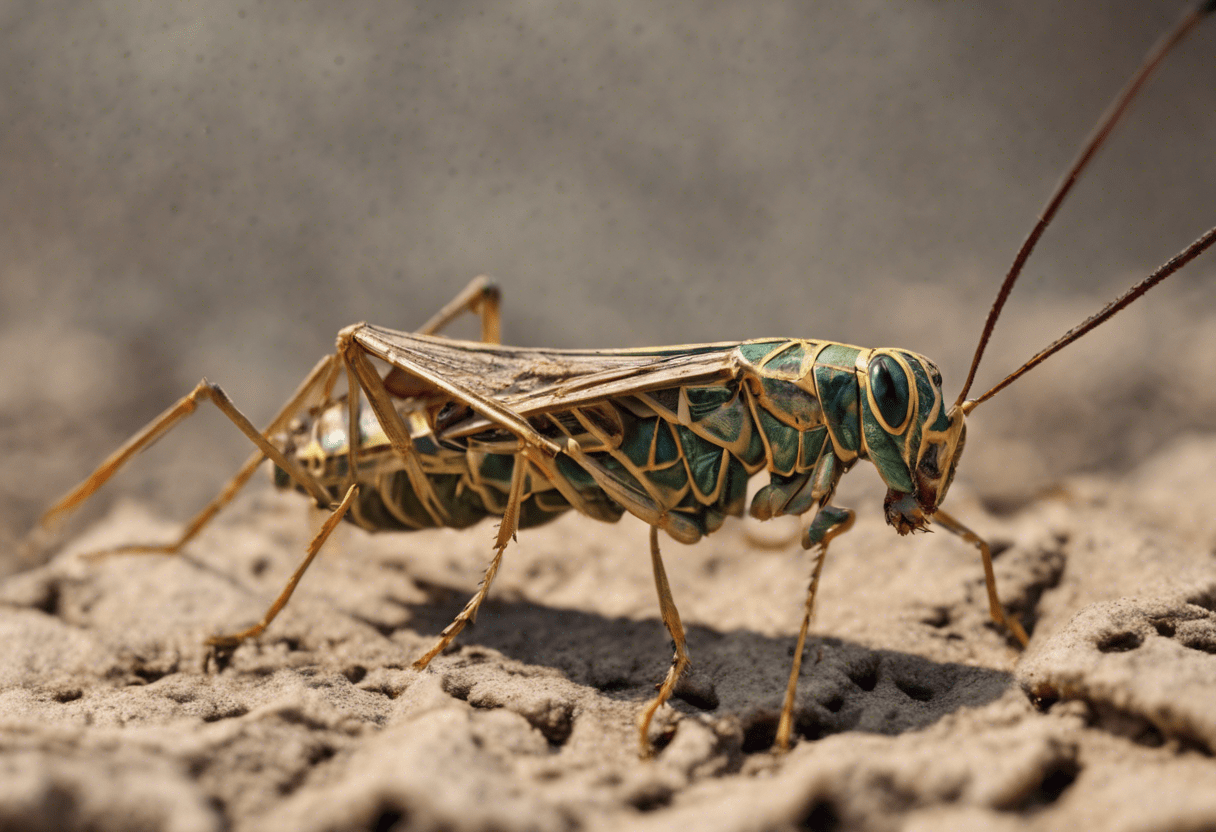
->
[883,490,929,536]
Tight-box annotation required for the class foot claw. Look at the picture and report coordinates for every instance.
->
[205,634,244,649]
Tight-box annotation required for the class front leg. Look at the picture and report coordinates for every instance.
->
[932,508,1030,647]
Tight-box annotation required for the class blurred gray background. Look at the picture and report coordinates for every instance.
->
[4,1,1216,545]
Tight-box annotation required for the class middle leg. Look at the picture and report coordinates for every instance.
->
[775,505,854,752]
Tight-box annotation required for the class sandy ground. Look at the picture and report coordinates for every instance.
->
[4,3,1216,830]
[3,423,1216,831]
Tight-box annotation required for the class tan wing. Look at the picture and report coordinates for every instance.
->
[353,324,743,417]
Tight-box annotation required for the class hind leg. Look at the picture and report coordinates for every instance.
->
[417,275,501,343]
[410,452,530,669]
[636,525,692,758]
[31,355,341,559]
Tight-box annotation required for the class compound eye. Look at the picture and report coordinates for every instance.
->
[869,354,910,431]
[920,441,942,478]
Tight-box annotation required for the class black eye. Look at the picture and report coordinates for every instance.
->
[869,355,910,430]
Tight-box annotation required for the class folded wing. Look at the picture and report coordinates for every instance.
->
[354,325,741,419]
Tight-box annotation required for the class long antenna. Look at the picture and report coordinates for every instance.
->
[953,2,1213,408]
[962,225,1216,413]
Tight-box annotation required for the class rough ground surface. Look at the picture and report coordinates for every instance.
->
[2,431,1216,832]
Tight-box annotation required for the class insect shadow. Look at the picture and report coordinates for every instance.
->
[397,584,1013,752]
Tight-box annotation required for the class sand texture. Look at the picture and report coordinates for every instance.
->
[2,433,1216,831]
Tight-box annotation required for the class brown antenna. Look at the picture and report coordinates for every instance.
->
[962,225,1216,414]
[953,2,1213,408]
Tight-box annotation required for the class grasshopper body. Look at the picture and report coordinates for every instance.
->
[28,4,1216,757]
[286,335,960,547]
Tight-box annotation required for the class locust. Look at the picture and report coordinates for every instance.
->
[28,3,1216,757]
